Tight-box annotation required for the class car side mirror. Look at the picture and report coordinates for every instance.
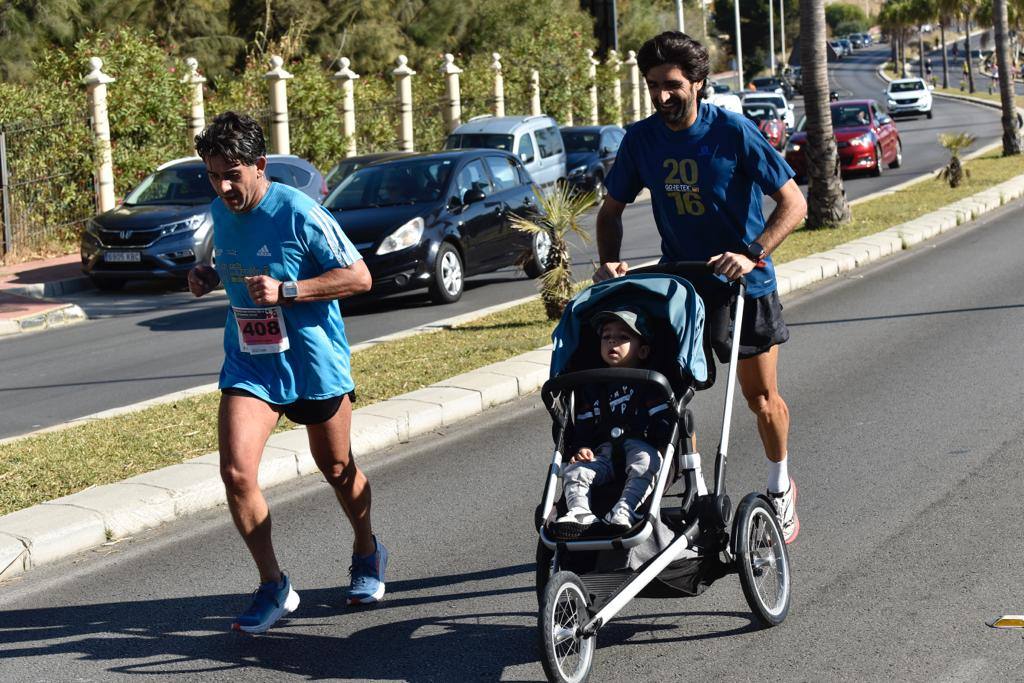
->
[463,188,486,205]
[928,84,935,91]
[600,147,613,156]
[520,153,534,164]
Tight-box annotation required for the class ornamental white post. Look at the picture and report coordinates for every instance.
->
[442,53,463,133]
[587,49,600,125]
[331,57,360,157]
[84,57,116,213]
[608,50,623,128]
[263,55,293,155]
[491,53,505,117]
[393,55,416,152]
[184,57,206,147]
[625,50,642,123]
[530,69,542,115]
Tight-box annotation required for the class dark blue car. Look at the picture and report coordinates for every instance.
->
[323,149,549,304]
[560,125,626,200]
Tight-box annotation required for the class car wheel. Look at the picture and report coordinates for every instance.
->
[428,242,464,304]
[889,139,903,169]
[870,144,883,177]
[593,172,607,201]
[89,276,126,292]
[926,109,933,120]
[523,229,553,279]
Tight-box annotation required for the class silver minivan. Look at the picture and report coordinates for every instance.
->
[444,115,567,195]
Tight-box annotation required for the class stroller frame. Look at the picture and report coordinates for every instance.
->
[535,265,791,682]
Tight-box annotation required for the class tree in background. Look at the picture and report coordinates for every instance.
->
[800,0,850,227]
[825,3,871,35]
[991,0,1022,154]
[713,0,772,78]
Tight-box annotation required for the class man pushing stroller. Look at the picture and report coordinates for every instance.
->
[554,309,675,538]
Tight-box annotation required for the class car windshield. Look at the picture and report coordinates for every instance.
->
[710,82,731,93]
[744,106,778,120]
[123,166,217,206]
[752,78,778,87]
[324,160,365,191]
[798,104,871,131]
[890,81,925,92]
[562,131,600,152]
[324,158,453,210]
[749,96,785,109]
[444,133,515,152]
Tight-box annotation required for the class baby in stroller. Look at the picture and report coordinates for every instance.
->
[553,309,675,538]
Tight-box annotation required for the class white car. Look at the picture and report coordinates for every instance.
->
[741,92,796,130]
[884,78,933,119]
[705,81,743,114]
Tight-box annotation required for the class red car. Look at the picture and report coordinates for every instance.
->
[784,99,903,180]
[743,103,787,150]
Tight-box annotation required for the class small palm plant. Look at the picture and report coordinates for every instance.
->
[511,184,594,320]
[937,132,976,188]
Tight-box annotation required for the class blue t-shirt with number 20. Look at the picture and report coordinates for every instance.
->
[604,102,794,297]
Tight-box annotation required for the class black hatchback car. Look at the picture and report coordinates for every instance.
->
[322,149,548,304]
[560,125,625,200]
[80,155,325,290]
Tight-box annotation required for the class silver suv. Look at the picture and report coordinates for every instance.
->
[445,115,567,195]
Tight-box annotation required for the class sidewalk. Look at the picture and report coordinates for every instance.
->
[0,254,91,336]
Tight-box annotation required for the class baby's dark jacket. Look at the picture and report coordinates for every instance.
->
[565,382,673,454]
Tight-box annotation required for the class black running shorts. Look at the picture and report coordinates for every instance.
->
[221,388,356,425]
[704,290,789,362]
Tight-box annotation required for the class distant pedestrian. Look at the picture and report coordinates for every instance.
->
[952,43,959,59]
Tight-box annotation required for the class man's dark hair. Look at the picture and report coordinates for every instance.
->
[637,32,711,98]
[194,111,266,165]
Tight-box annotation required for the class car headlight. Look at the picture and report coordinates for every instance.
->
[376,217,424,255]
[785,142,801,152]
[161,214,205,238]
[887,99,897,107]
[85,219,102,237]
[850,134,873,147]
[568,165,587,176]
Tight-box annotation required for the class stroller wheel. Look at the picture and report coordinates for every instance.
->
[538,571,596,683]
[734,493,791,627]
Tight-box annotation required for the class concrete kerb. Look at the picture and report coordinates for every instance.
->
[0,302,88,338]
[3,174,1024,581]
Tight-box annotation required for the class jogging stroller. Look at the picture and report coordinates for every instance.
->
[535,263,791,683]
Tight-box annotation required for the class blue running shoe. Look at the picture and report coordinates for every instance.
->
[232,573,300,633]
[347,536,388,605]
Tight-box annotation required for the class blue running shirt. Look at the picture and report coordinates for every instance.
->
[605,103,795,297]
[212,182,362,403]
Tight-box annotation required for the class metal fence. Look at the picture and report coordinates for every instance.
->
[0,116,95,258]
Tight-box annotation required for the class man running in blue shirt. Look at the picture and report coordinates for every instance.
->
[595,32,808,543]
[188,112,387,633]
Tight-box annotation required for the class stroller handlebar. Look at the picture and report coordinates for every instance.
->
[628,261,746,296]
[541,368,675,407]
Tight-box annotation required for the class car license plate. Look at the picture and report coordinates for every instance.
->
[104,251,141,263]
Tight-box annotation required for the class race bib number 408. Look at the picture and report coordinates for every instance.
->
[233,306,290,354]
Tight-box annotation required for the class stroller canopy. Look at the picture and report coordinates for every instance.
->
[550,274,708,384]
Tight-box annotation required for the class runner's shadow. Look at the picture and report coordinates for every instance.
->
[0,565,540,680]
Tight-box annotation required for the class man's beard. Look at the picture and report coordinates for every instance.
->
[656,95,694,125]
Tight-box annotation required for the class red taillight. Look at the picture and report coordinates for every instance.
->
[320,178,329,200]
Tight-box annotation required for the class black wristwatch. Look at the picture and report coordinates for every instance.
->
[745,241,767,262]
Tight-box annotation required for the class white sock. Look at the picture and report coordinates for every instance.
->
[768,457,789,494]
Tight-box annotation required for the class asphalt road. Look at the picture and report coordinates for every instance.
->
[0,46,1007,440]
[2,194,1022,681]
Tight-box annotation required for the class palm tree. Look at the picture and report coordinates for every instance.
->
[937,132,976,186]
[962,1,977,93]
[800,0,849,227]
[993,0,1023,153]
[935,0,961,87]
[511,185,594,320]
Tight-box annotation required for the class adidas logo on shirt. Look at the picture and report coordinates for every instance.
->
[256,245,271,257]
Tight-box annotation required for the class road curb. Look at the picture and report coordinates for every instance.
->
[0,300,88,338]
[4,172,1024,584]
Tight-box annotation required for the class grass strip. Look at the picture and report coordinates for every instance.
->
[2,152,1023,515]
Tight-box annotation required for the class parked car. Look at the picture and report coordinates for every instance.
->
[325,151,414,191]
[80,155,325,290]
[829,40,847,59]
[322,149,548,304]
[560,125,626,199]
[783,66,803,94]
[705,81,744,113]
[444,115,566,196]
[884,77,934,119]
[742,103,787,150]
[784,100,903,180]
[838,38,854,55]
[749,76,795,99]
[741,92,796,130]
[848,33,866,48]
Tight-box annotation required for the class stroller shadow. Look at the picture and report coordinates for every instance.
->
[600,610,762,646]
[0,564,540,681]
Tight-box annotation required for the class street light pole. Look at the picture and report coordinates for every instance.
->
[769,0,776,74]
[779,0,787,70]
[676,0,686,32]
[734,0,745,90]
